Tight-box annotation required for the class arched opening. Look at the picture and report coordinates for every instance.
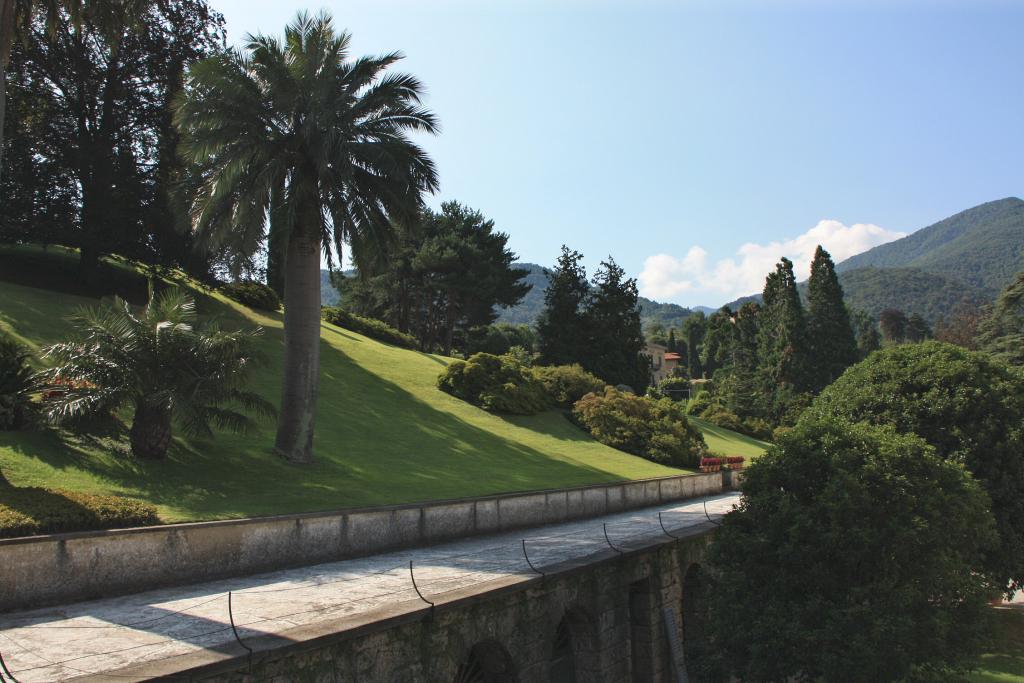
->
[549,607,599,682]
[681,563,709,675]
[454,640,518,683]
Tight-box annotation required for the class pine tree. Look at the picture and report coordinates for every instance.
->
[806,246,858,390]
[581,258,647,390]
[536,246,588,366]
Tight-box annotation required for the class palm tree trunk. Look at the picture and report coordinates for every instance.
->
[274,194,321,464]
[129,403,173,459]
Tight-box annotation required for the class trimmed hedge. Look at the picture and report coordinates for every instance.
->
[532,364,606,409]
[221,281,281,311]
[321,307,418,349]
[572,387,706,468]
[0,485,160,538]
[437,352,548,415]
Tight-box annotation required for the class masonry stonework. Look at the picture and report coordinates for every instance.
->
[192,532,712,683]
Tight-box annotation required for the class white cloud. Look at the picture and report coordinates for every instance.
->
[638,219,906,305]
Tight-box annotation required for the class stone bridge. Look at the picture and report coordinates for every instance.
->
[0,483,738,682]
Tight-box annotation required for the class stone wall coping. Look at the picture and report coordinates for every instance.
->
[0,471,705,546]
[83,522,718,682]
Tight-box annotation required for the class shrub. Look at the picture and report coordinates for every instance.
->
[699,406,744,433]
[772,425,793,442]
[572,387,706,467]
[703,418,998,681]
[221,280,281,311]
[321,307,418,349]
[532,364,605,409]
[437,353,548,415]
[686,389,715,416]
[650,376,691,402]
[803,340,1024,590]
[0,485,160,538]
[740,417,773,441]
[0,333,35,430]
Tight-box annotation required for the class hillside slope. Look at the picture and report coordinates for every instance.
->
[725,266,985,324]
[837,197,1024,296]
[0,249,721,522]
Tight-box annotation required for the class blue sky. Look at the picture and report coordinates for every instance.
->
[212,0,1024,306]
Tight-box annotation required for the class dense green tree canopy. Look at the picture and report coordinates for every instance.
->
[2,0,225,278]
[536,246,589,367]
[806,246,857,389]
[978,269,1024,366]
[804,341,1024,589]
[704,418,998,682]
[582,258,647,390]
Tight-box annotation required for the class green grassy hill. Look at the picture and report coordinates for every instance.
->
[0,246,761,523]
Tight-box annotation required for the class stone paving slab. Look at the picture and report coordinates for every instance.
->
[0,492,740,682]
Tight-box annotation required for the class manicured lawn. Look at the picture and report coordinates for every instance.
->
[971,608,1024,682]
[688,416,770,460]
[0,249,759,523]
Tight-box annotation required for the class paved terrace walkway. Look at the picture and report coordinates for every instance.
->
[0,491,741,682]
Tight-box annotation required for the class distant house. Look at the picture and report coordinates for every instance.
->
[646,342,682,385]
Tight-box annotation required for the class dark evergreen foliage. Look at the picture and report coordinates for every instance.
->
[806,246,858,390]
[757,257,810,397]
[704,418,998,681]
[580,258,648,390]
[536,247,589,366]
[977,270,1024,366]
[341,203,529,355]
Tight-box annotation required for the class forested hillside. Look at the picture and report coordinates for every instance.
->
[725,198,1024,321]
[837,197,1024,296]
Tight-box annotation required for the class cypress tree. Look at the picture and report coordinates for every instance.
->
[667,328,677,354]
[806,246,857,390]
[682,312,706,379]
[536,246,589,366]
[757,257,809,393]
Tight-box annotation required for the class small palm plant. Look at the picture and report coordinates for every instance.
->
[39,289,276,459]
[0,332,35,431]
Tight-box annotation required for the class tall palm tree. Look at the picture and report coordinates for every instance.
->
[175,11,438,464]
[40,289,275,459]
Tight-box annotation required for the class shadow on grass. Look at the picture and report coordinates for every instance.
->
[0,327,629,520]
[0,244,149,304]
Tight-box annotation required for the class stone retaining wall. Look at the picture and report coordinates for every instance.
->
[0,471,733,612]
